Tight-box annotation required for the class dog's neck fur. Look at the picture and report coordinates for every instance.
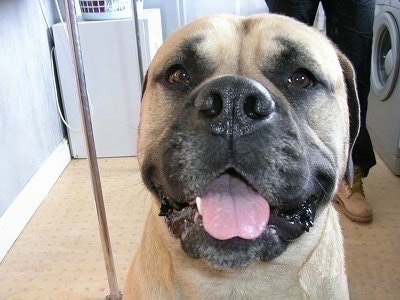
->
[124,197,349,299]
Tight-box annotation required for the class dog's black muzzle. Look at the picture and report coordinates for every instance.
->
[142,74,336,268]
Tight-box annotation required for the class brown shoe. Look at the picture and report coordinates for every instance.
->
[334,166,373,223]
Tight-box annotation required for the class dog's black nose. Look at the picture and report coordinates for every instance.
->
[194,75,275,136]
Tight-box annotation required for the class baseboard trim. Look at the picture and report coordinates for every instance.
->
[0,139,71,262]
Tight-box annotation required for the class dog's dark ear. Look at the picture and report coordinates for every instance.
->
[336,50,360,185]
[141,70,148,99]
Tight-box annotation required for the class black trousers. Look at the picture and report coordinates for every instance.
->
[265,0,377,176]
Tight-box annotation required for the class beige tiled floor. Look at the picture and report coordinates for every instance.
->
[0,155,399,299]
[0,158,149,299]
[337,155,400,299]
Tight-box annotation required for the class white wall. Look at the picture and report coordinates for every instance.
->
[0,0,66,216]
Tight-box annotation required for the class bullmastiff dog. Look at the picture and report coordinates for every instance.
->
[124,14,359,299]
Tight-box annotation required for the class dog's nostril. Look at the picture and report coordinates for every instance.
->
[197,92,223,117]
[243,95,273,119]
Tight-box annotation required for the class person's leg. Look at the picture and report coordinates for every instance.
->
[322,0,376,222]
[322,0,376,176]
[265,0,320,26]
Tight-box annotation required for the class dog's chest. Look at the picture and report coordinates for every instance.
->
[174,263,306,299]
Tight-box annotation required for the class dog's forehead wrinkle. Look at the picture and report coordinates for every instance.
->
[270,36,319,70]
[178,36,213,65]
[175,34,207,58]
[176,39,238,81]
[274,36,311,55]
[253,35,337,92]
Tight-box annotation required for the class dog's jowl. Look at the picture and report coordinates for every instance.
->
[124,14,359,299]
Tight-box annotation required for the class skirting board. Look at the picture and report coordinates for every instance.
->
[0,139,71,262]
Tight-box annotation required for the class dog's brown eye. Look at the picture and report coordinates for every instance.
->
[168,68,190,85]
[288,69,314,89]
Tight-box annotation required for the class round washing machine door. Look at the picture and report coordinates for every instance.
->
[370,11,400,101]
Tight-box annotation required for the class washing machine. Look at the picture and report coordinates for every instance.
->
[367,0,400,175]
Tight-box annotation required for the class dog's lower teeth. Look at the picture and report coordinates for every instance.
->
[194,212,203,224]
[196,196,202,215]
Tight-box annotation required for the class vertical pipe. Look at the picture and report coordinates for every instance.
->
[64,1,121,299]
[131,0,144,84]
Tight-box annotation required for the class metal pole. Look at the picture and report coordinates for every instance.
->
[131,0,144,84]
[64,1,121,299]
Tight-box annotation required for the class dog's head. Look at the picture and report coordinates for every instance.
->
[137,14,359,268]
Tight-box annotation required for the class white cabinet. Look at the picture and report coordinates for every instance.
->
[179,0,268,25]
[52,9,162,158]
[144,0,268,39]
[137,9,163,74]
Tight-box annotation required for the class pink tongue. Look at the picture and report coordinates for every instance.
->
[201,174,270,240]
